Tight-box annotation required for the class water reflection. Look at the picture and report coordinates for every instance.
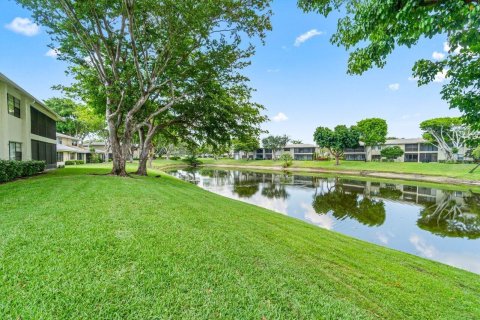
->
[312,180,386,226]
[168,169,480,273]
[417,191,480,239]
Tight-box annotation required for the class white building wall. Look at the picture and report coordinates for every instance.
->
[0,77,58,161]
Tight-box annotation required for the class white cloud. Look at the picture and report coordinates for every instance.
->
[388,83,400,91]
[301,203,334,230]
[443,41,451,52]
[272,112,288,122]
[45,48,60,58]
[408,76,418,82]
[432,51,445,61]
[294,29,324,47]
[5,17,39,36]
[410,235,436,258]
[443,41,461,54]
[433,70,448,83]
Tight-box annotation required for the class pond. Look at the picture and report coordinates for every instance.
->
[168,168,480,274]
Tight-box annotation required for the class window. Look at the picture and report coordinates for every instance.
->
[31,106,56,139]
[70,153,76,160]
[294,154,313,160]
[420,143,438,152]
[57,138,63,144]
[294,148,315,154]
[404,153,418,162]
[31,139,57,169]
[57,152,64,162]
[9,142,22,161]
[344,146,365,153]
[7,94,21,118]
[345,154,366,161]
[72,140,78,146]
[405,144,419,152]
[419,153,438,163]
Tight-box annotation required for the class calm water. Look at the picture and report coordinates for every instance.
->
[168,168,480,273]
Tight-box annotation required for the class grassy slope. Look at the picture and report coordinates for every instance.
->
[182,158,480,180]
[0,165,479,319]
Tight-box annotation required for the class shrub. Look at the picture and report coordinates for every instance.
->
[169,156,181,160]
[75,160,85,165]
[380,146,404,160]
[182,155,202,167]
[65,160,76,165]
[0,160,45,183]
[279,153,293,168]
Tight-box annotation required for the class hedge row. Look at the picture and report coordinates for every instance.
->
[65,160,85,165]
[0,160,46,183]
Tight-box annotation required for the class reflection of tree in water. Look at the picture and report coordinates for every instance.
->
[378,187,403,200]
[233,181,259,198]
[312,181,386,226]
[417,191,480,239]
[261,183,289,199]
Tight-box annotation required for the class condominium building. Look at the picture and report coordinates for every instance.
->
[344,138,468,163]
[0,73,61,169]
[254,144,318,160]
[56,133,89,165]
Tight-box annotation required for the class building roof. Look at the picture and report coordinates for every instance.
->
[57,132,80,140]
[0,72,62,121]
[284,144,316,148]
[384,138,427,145]
[57,144,89,153]
[84,141,105,146]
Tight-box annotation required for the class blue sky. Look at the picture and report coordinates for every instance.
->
[0,1,459,143]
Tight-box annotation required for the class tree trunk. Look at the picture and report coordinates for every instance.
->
[335,155,340,166]
[135,126,156,176]
[108,119,128,176]
[137,154,148,176]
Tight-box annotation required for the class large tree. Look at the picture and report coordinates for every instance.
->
[298,0,480,129]
[313,125,360,165]
[357,118,388,162]
[19,0,271,176]
[420,117,480,161]
[262,135,290,160]
[233,135,260,159]
[381,146,404,161]
[45,97,104,141]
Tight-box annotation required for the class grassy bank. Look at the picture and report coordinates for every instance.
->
[1,165,479,319]
[161,158,480,181]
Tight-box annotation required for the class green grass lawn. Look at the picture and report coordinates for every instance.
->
[1,165,479,319]
[169,158,480,180]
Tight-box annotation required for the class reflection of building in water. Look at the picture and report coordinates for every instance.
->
[337,178,480,238]
[339,179,466,207]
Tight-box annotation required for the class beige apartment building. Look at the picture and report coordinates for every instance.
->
[239,138,470,163]
[344,138,470,162]
[56,132,89,165]
[0,73,60,169]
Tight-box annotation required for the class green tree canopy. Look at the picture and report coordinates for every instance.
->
[313,125,359,165]
[298,0,480,129]
[357,118,387,147]
[380,146,404,161]
[233,136,260,153]
[18,0,272,176]
[45,97,104,140]
[262,135,290,160]
[420,117,479,160]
